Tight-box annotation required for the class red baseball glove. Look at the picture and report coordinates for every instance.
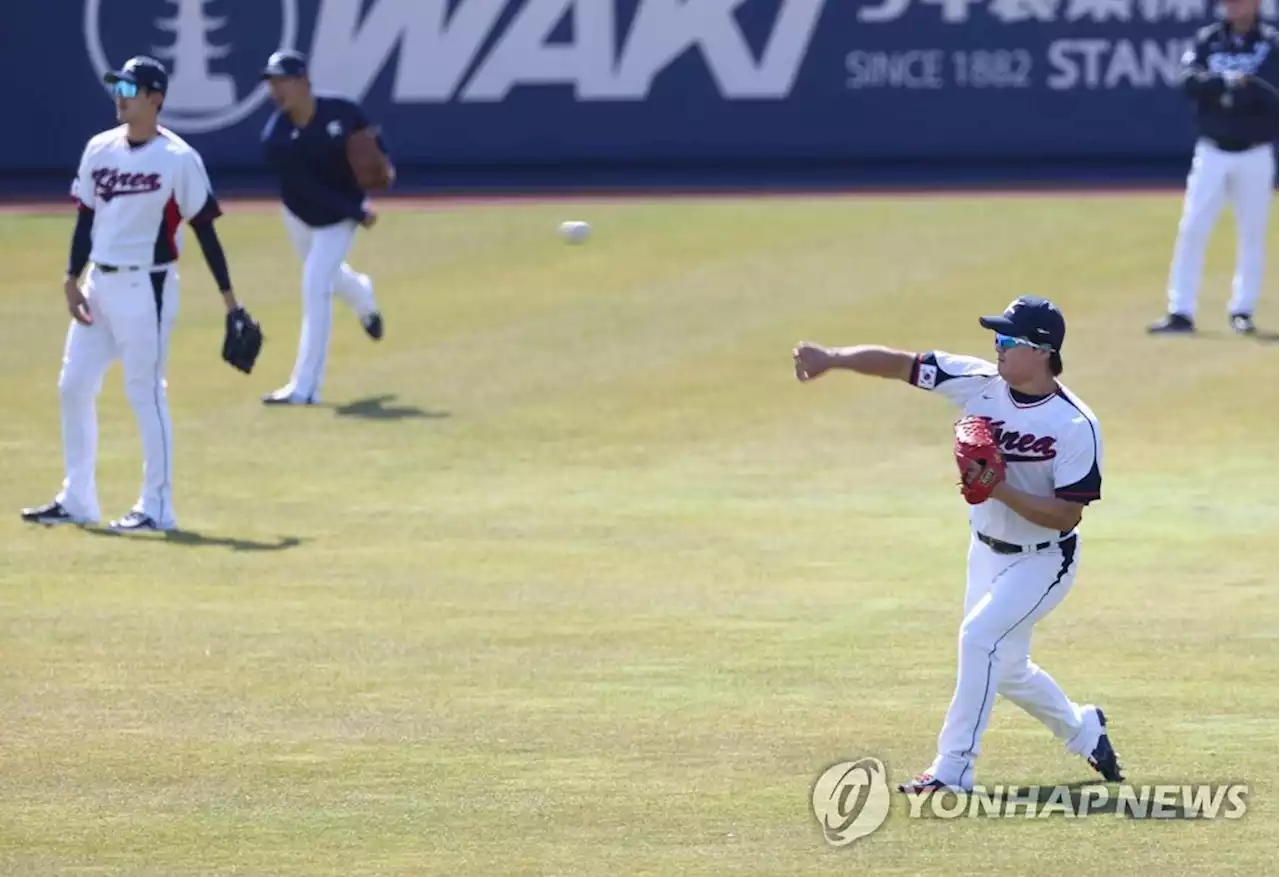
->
[954,415,1006,505]
[346,128,394,191]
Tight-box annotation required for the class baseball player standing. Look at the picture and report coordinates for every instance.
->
[258,50,388,406]
[792,295,1124,793]
[1150,0,1278,335]
[20,56,247,531]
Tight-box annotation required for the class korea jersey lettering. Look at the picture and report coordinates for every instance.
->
[910,351,1103,545]
[71,125,221,268]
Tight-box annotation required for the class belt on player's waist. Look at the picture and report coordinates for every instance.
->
[976,531,1072,555]
[1207,137,1270,152]
[95,262,172,274]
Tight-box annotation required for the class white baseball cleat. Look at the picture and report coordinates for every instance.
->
[262,388,316,406]
[1229,313,1256,335]
[108,511,175,532]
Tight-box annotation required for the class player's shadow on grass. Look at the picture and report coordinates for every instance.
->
[1151,328,1278,345]
[84,528,304,553]
[328,394,449,422]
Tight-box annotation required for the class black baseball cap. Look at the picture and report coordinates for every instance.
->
[104,56,168,93]
[979,295,1066,351]
[262,49,308,79]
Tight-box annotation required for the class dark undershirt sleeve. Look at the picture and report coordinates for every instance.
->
[189,200,232,293]
[67,204,94,278]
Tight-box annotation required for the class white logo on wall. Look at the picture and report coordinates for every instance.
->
[83,0,299,134]
[307,0,827,104]
[811,757,892,846]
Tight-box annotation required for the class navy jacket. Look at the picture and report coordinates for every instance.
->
[262,94,390,227]
[1179,21,1279,149]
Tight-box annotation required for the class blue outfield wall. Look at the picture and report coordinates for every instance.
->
[6,0,1279,197]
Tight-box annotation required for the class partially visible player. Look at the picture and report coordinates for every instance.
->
[793,295,1124,793]
[258,49,388,406]
[21,56,246,531]
[1150,0,1278,335]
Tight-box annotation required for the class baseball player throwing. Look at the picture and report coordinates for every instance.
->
[1150,0,1278,335]
[258,50,389,406]
[20,56,258,532]
[793,295,1124,792]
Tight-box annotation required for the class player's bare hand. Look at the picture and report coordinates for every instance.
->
[64,278,91,326]
[360,210,378,229]
[793,342,833,382]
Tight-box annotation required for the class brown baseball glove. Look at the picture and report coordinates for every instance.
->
[346,128,394,191]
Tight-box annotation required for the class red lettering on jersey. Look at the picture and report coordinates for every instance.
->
[987,420,1058,461]
[92,168,162,202]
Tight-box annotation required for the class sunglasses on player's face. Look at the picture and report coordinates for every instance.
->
[995,333,1054,352]
[111,80,140,99]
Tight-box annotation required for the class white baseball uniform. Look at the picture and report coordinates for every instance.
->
[909,351,1105,790]
[57,124,221,528]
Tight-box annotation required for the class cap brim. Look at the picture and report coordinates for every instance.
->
[103,70,135,85]
[979,315,1018,335]
[262,67,303,80]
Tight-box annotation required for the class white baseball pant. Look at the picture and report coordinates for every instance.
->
[56,264,179,527]
[279,208,377,403]
[1166,139,1276,319]
[926,533,1101,789]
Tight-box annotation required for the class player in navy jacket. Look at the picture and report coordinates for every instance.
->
[1149,0,1278,336]
[259,50,388,406]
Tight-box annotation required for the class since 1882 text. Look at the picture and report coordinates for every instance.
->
[846,49,1035,89]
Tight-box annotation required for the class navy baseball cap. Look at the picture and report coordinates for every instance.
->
[103,56,168,93]
[979,295,1066,351]
[262,49,308,79]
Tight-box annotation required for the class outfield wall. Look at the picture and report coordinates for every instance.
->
[6,0,1279,196]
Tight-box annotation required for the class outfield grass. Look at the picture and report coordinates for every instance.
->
[0,193,1276,876]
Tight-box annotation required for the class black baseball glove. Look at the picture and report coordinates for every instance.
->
[222,307,264,374]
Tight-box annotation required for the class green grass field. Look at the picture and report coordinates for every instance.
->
[0,192,1276,876]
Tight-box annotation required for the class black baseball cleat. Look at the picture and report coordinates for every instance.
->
[362,312,383,341]
[108,511,173,532]
[1230,313,1256,335]
[262,388,316,406]
[1086,708,1125,782]
[1147,313,1195,334]
[20,501,90,526]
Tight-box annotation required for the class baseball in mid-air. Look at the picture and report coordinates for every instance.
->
[559,220,591,243]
